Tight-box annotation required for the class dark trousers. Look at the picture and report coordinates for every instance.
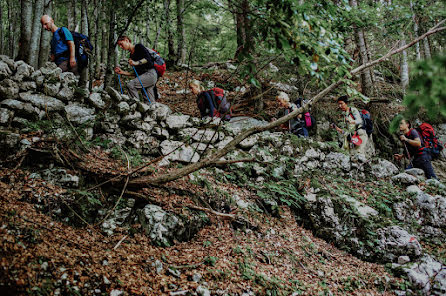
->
[407,153,438,179]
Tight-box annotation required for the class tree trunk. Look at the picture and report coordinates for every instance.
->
[146,4,151,46]
[350,0,374,96]
[154,19,162,51]
[101,1,108,67]
[92,0,102,80]
[104,5,116,88]
[164,0,176,67]
[74,0,80,31]
[16,0,33,62]
[176,0,186,65]
[29,0,45,69]
[38,0,53,68]
[8,0,18,58]
[67,0,76,31]
[79,0,89,88]
[423,37,431,59]
[400,39,409,90]
[410,1,421,60]
[0,4,3,55]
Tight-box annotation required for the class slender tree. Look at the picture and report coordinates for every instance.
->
[164,0,176,67]
[101,0,108,67]
[67,0,75,31]
[350,0,374,96]
[16,0,33,62]
[38,0,52,68]
[176,0,186,65]
[0,2,3,55]
[29,0,45,69]
[400,39,409,90]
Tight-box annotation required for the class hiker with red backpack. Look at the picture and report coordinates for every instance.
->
[114,36,165,103]
[41,15,78,74]
[394,119,437,179]
[332,96,372,157]
[189,80,231,120]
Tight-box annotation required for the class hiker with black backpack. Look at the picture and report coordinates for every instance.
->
[272,92,308,137]
[394,119,438,179]
[332,96,371,157]
[114,36,165,103]
[41,15,78,74]
[189,80,231,120]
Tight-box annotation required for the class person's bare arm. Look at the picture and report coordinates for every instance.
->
[400,135,421,147]
[67,40,76,68]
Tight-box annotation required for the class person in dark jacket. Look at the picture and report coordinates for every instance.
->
[394,119,437,179]
[273,92,308,137]
[114,36,157,103]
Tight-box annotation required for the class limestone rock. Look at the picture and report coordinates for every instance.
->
[392,173,419,185]
[0,108,13,125]
[0,79,19,99]
[88,92,106,109]
[402,255,446,295]
[18,92,65,113]
[160,140,200,163]
[0,61,12,80]
[19,81,37,92]
[323,152,351,171]
[137,204,184,246]
[376,226,422,262]
[117,101,130,115]
[65,104,96,125]
[0,55,15,71]
[166,114,191,130]
[126,130,160,154]
[12,61,33,81]
[56,87,74,102]
[44,82,61,97]
[371,159,399,178]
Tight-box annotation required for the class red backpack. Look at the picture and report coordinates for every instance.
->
[146,47,166,77]
[416,123,445,158]
[208,88,231,118]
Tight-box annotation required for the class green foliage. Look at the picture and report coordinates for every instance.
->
[253,180,305,210]
[403,54,446,120]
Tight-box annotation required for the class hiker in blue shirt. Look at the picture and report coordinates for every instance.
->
[41,15,78,74]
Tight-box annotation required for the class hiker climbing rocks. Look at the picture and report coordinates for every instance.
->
[190,80,231,120]
[273,92,308,137]
[114,36,158,103]
[40,15,78,74]
[332,96,370,156]
[394,119,438,179]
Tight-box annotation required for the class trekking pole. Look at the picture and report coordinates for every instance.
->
[132,66,152,103]
[118,74,123,94]
[403,140,414,168]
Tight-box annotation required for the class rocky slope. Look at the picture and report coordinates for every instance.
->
[0,56,445,295]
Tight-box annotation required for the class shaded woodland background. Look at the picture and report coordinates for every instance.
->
[0,0,444,105]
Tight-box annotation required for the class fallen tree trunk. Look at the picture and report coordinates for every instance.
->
[127,20,445,187]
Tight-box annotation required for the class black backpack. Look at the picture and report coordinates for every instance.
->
[58,27,93,69]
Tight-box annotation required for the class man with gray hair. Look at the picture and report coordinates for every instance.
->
[40,15,78,74]
[273,92,308,137]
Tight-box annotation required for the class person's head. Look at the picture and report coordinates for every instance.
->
[41,15,56,32]
[276,92,290,108]
[117,36,132,51]
[399,118,411,132]
[337,95,349,112]
[189,80,204,95]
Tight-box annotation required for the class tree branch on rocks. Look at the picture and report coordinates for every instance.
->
[127,19,445,187]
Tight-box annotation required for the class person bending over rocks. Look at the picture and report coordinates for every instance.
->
[189,80,231,120]
[272,92,308,137]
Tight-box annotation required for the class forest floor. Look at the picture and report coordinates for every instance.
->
[0,69,412,295]
[0,163,403,295]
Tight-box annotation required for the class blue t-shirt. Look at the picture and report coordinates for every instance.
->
[50,27,74,65]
